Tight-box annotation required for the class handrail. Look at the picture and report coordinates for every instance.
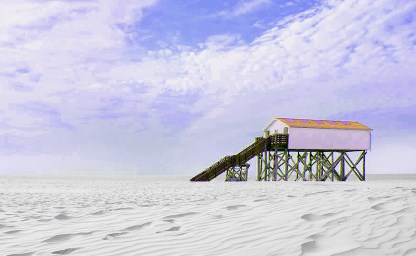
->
[236,137,267,165]
[190,155,233,181]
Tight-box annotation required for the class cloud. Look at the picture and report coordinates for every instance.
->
[118,0,415,127]
[13,101,73,130]
[218,0,272,18]
[0,0,415,175]
[0,0,158,129]
[150,90,203,135]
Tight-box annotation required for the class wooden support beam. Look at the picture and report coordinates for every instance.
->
[363,151,366,181]
[256,147,367,182]
[344,151,365,181]
[257,152,263,181]
[284,150,289,181]
[340,151,345,181]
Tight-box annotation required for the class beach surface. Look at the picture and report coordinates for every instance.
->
[1,175,415,256]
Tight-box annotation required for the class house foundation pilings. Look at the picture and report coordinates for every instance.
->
[256,150,367,181]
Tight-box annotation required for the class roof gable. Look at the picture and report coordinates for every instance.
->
[272,118,371,130]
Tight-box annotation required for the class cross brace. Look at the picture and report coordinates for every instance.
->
[257,150,366,181]
[226,164,250,181]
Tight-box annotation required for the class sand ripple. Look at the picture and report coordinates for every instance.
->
[51,248,79,255]
[43,234,75,243]
[54,213,71,220]
[1,177,416,256]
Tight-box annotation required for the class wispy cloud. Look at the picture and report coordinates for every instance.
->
[218,0,272,18]
[0,0,158,130]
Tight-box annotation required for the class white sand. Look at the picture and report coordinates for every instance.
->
[0,176,416,256]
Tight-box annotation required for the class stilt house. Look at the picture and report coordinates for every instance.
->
[191,117,372,182]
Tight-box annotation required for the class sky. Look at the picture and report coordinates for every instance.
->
[0,0,415,176]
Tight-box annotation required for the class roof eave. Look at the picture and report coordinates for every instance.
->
[263,118,278,132]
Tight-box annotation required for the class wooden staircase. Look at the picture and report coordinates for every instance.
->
[190,134,288,181]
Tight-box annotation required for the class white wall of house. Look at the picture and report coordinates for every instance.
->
[288,127,371,150]
[265,120,288,134]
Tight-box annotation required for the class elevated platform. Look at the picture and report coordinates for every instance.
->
[190,134,366,182]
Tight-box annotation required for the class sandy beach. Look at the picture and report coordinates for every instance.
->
[1,176,415,256]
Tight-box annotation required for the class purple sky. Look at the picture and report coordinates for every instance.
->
[0,0,416,176]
